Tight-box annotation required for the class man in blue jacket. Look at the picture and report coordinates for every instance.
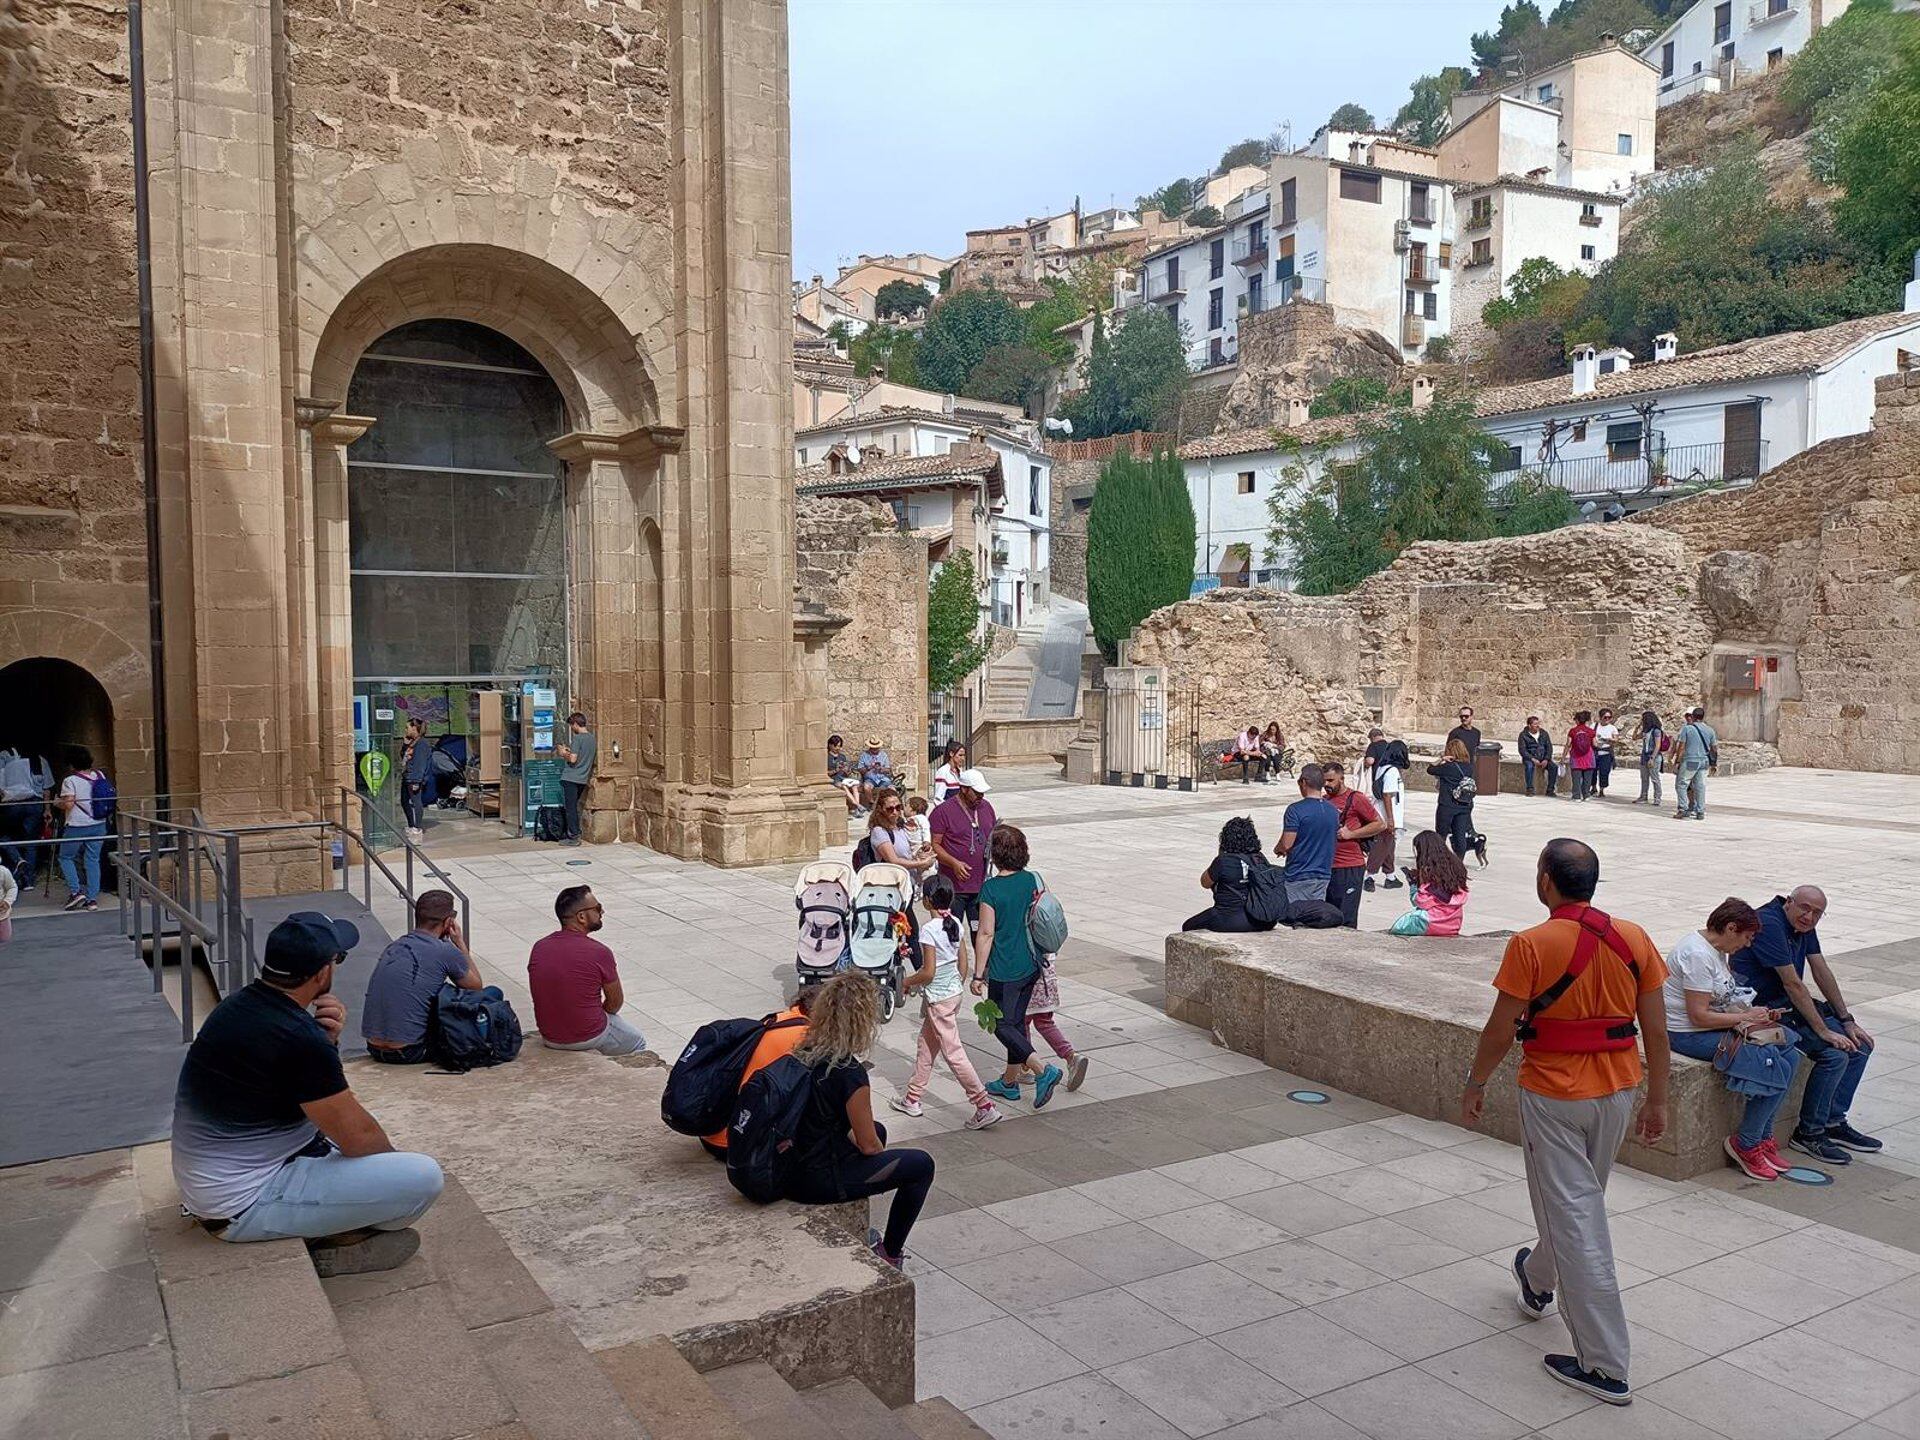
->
[1730,887,1879,1166]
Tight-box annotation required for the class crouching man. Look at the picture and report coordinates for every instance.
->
[171,912,443,1276]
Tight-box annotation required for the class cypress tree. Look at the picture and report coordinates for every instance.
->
[1086,448,1197,657]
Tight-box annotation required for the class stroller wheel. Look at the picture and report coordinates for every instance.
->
[879,983,897,1023]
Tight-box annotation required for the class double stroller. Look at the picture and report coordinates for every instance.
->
[792,860,919,1021]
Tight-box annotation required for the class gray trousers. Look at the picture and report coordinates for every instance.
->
[541,1009,647,1055]
[1518,1086,1636,1383]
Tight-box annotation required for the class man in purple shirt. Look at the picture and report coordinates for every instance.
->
[928,768,995,933]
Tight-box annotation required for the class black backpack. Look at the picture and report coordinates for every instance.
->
[725,1054,820,1204]
[427,985,524,1071]
[1239,855,1291,927]
[851,832,875,869]
[661,1012,808,1137]
[1371,742,1409,800]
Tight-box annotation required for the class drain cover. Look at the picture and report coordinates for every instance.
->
[1287,1090,1331,1105]
[565,859,592,867]
[1779,1165,1833,1186]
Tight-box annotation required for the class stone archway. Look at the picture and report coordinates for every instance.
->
[0,614,151,798]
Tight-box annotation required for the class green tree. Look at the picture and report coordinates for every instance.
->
[1059,307,1189,440]
[1471,1,1544,72]
[1137,176,1200,218]
[1309,375,1394,418]
[926,551,992,693]
[965,344,1055,412]
[1186,205,1225,228]
[1832,28,1920,265]
[1218,138,1271,170]
[1021,280,1084,363]
[1086,448,1198,654]
[916,289,1025,394]
[848,324,919,384]
[1784,0,1917,181]
[1326,102,1377,131]
[1065,252,1128,315]
[873,278,932,320]
[1393,69,1467,146]
[1264,396,1568,594]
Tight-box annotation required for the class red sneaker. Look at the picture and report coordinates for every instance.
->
[1725,1135,1780,1181]
[1760,1137,1788,1172]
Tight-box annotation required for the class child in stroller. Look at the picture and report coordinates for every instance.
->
[794,861,855,989]
[848,862,918,1021]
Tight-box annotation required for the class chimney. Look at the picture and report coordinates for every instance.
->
[1600,345,1632,375]
[859,443,886,465]
[811,274,822,288]
[1653,331,1678,363]
[942,393,956,416]
[967,426,989,452]
[825,441,849,475]
[1348,140,1364,162]
[1284,397,1311,428]
[1411,375,1435,411]
[1906,249,1920,313]
[1570,344,1599,397]
[1599,30,1616,44]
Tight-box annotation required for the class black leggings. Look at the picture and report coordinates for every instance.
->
[1182,904,1272,933]
[987,975,1037,1066]
[402,782,426,829]
[1440,808,1475,859]
[786,1125,935,1258]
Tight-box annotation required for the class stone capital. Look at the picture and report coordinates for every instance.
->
[548,425,688,466]
[306,412,377,448]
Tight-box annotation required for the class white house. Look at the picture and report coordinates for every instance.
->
[1133,188,1273,373]
[1446,43,1659,194]
[1644,0,1852,107]
[1452,178,1625,359]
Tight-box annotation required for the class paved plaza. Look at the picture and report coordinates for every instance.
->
[401,764,1920,1438]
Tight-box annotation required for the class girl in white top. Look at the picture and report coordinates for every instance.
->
[890,875,1001,1130]
[930,740,968,806]
[1594,708,1619,797]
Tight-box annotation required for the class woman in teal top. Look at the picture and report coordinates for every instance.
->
[969,824,1065,1108]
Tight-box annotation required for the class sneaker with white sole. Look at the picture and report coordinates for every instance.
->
[888,1095,924,1118]
[1065,1055,1089,1091]
[1543,1354,1630,1405]
[1512,1246,1554,1320]
[965,1104,1003,1130]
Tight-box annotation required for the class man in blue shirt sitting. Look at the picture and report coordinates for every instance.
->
[1275,763,1339,908]
[1730,886,1879,1166]
[361,890,483,1064]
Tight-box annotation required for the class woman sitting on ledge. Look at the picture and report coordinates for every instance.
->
[1183,817,1278,934]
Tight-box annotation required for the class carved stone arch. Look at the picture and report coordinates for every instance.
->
[0,611,153,794]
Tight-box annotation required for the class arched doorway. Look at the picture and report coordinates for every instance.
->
[0,658,115,782]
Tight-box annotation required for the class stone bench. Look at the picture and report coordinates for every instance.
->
[1165,926,1808,1181]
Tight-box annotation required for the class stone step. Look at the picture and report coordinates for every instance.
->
[799,1376,917,1440]
[333,1277,520,1440]
[902,1397,996,1440]
[597,1335,753,1440]
[704,1360,838,1440]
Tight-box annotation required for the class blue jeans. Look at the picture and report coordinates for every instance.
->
[1677,763,1708,817]
[1668,1028,1799,1149]
[220,1149,444,1242]
[1785,1006,1871,1134]
[58,820,107,899]
[1522,756,1557,795]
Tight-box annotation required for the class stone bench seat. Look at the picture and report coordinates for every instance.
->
[1165,925,1809,1180]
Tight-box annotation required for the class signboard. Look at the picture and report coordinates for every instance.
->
[358,750,391,797]
[522,756,563,833]
[527,684,557,754]
[351,696,370,754]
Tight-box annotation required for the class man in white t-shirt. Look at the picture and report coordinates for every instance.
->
[1364,738,1408,892]
[56,748,110,912]
[1594,709,1620,798]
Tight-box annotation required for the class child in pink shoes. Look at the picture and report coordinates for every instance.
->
[890,876,1003,1130]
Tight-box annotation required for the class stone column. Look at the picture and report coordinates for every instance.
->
[300,407,376,813]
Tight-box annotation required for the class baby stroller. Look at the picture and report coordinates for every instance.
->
[849,862,918,1022]
[794,861,855,990]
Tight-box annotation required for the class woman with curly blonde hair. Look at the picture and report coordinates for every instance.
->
[782,973,936,1269]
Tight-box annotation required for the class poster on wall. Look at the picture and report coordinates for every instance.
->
[352,696,370,754]
[528,685,557,754]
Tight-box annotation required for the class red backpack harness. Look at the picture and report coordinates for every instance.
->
[1516,904,1641,1054]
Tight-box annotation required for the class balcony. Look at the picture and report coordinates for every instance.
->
[1232,233,1268,268]
[1462,245,1494,269]
[1145,270,1186,302]
[1407,259,1438,287]
[1501,440,1768,500]
[1579,212,1604,227]
[1274,274,1327,307]
[1749,0,1793,23]
[1464,206,1493,233]
[1408,207,1436,229]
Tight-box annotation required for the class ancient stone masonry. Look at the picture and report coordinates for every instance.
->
[1211,302,1404,436]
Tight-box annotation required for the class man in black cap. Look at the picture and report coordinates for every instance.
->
[171,911,444,1276]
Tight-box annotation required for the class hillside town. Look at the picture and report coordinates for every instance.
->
[4,2,1920,1438]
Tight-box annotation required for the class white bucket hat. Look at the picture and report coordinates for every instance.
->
[957,768,991,794]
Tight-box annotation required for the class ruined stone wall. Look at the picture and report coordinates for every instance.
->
[0,1,155,789]
[1213,302,1403,434]
[1047,457,1098,602]
[796,498,929,793]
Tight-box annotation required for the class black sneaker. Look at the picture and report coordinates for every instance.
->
[308,1227,420,1278]
[1543,1354,1630,1406]
[1789,1128,1853,1166]
[1826,1121,1884,1154]
[1363,876,1376,893]
[1513,1247,1554,1321]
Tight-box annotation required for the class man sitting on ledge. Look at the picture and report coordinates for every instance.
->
[171,912,445,1277]
[361,889,482,1064]
[529,885,647,1055]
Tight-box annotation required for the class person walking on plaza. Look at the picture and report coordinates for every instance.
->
[528,886,646,1055]
[1634,710,1667,807]
[1366,738,1407,892]
[1673,707,1718,821]
[1565,711,1598,802]
[1275,763,1340,907]
[929,768,995,933]
[1321,761,1385,928]
[1462,839,1670,1407]
[361,890,482,1064]
[1661,897,1801,1180]
[1730,887,1880,1165]
[1594,709,1619,797]
[892,875,1003,1130]
[1427,738,1478,862]
[399,717,434,841]
[555,711,596,847]
[971,825,1066,1110]
[171,912,444,1275]
[1518,716,1557,797]
[56,747,111,911]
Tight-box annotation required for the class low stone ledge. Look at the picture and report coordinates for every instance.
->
[1165,926,1807,1181]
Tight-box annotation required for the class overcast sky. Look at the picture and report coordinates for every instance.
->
[789,0,1511,282]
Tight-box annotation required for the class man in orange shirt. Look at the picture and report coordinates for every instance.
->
[1461,839,1670,1408]
[701,995,812,1159]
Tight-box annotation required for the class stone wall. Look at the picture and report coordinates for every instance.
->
[1046,457,1098,602]
[795,498,929,794]
[1212,302,1403,435]
[0,1,156,792]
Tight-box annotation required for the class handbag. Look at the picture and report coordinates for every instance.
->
[1029,957,1060,1013]
[1712,1027,1796,1097]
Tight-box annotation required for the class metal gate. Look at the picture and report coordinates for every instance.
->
[928,689,975,766]
[1099,681,1202,790]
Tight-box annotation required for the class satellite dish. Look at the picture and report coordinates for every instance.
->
[1044,417,1074,435]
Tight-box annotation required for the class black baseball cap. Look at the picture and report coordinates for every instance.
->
[260,911,361,982]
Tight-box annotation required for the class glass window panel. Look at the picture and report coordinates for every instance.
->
[351,574,566,680]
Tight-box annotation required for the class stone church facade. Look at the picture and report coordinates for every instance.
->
[1,0,841,864]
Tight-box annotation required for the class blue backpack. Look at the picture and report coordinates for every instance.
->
[661,1012,807,1137]
[725,1054,819,1204]
[427,984,524,1072]
[84,770,117,823]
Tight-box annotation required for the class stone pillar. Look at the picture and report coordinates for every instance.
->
[299,407,376,812]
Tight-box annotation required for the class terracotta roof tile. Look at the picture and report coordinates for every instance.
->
[1179,414,1364,460]
[795,447,1005,501]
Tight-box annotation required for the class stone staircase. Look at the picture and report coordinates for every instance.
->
[0,1142,989,1440]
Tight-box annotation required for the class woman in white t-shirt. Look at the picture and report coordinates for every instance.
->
[1662,897,1800,1180]
[1594,708,1619,797]
[56,747,110,912]
[930,740,968,806]
[1366,740,1409,891]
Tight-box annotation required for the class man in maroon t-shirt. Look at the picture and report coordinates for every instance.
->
[928,768,996,934]
[528,886,645,1054]
[1322,761,1385,930]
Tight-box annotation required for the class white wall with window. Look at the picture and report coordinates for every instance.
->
[1132,201,1272,372]
[1645,0,1851,107]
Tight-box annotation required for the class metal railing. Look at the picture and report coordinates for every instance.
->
[1502,439,1767,499]
[1231,234,1268,266]
[1275,274,1326,307]
[1144,269,1185,302]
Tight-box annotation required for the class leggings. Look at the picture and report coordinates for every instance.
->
[987,975,1037,1066]
[1024,1013,1076,1061]
[402,782,426,829]
[1440,809,1474,859]
[785,1124,935,1258]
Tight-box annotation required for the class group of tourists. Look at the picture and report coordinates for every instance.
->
[1516,705,1721,819]
[0,744,115,913]
[827,732,898,819]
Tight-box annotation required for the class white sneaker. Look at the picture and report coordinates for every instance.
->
[888,1095,924,1117]
[965,1104,1003,1130]
[406,827,424,841]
